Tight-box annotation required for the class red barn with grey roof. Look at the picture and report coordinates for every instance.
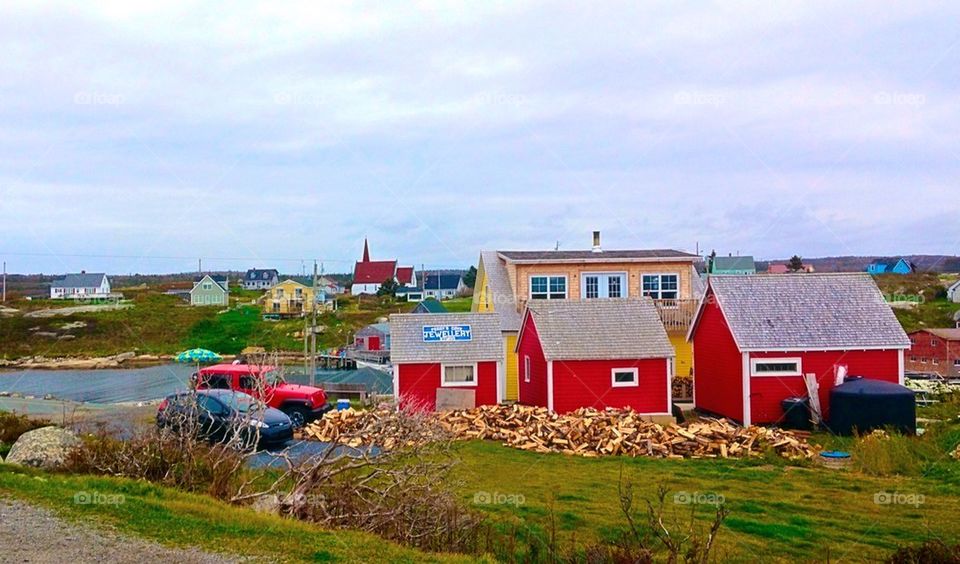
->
[687,274,910,426]
[516,299,675,414]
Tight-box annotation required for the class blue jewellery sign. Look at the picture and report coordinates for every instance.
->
[422,325,473,342]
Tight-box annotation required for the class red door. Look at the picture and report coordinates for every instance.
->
[368,336,381,351]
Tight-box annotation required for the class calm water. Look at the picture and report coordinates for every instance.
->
[0,364,391,404]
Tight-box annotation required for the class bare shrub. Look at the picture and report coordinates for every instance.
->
[237,404,488,553]
[64,391,261,499]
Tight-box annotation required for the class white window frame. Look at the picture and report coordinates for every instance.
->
[611,367,639,388]
[524,355,531,383]
[641,273,680,300]
[580,272,628,299]
[751,357,803,377]
[529,274,567,300]
[953,359,960,367]
[441,363,478,387]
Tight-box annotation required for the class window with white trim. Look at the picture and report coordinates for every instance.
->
[910,356,917,362]
[581,273,627,299]
[751,358,802,376]
[530,276,566,300]
[641,274,679,300]
[442,364,476,386]
[524,355,531,383]
[954,359,960,367]
[932,338,939,347]
[611,368,639,387]
[932,358,940,365]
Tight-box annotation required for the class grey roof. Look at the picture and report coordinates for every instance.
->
[357,323,391,337]
[480,251,522,332]
[523,299,674,361]
[499,249,698,262]
[695,274,910,350]
[690,265,706,298]
[712,256,756,272]
[390,313,504,363]
[51,273,107,289]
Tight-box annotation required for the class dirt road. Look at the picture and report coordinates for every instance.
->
[0,499,243,563]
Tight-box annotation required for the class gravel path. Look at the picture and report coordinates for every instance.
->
[0,499,243,563]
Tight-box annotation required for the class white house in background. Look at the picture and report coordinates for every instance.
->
[50,272,111,299]
[948,279,960,303]
[243,269,280,290]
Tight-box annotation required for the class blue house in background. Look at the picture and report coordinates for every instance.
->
[866,258,914,275]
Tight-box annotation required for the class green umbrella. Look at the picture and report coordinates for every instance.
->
[176,348,223,364]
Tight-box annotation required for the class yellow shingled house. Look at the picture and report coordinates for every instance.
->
[472,232,703,402]
[262,279,317,317]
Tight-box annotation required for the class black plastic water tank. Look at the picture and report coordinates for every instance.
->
[827,377,916,436]
[780,397,812,430]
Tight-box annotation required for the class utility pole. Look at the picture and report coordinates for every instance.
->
[198,258,202,275]
[310,260,318,386]
[2,261,6,303]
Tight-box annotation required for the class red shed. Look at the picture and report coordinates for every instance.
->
[390,312,504,411]
[516,299,675,415]
[905,328,960,377]
[687,274,910,426]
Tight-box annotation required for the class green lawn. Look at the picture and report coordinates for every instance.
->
[0,464,472,563]
[442,297,473,313]
[454,440,960,562]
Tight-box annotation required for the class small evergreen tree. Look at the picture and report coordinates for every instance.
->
[463,266,478,288]
[788,255,805,272]
[377,278,399,297]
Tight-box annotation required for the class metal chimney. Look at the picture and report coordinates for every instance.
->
[592,231,602,253]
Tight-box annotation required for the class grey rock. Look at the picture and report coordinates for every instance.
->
[250,494,280,515]
[6,426,80,469]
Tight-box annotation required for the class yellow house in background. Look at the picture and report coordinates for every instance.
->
[262,279,317,317]
[473,232,703,402]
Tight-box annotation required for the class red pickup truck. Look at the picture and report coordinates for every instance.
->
[193,364,330,427]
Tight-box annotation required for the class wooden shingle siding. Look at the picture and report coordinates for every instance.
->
[510,261,695,305]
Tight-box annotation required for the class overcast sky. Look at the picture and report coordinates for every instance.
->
[1,1,957,275]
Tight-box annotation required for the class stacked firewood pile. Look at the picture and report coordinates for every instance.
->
[302,404,818,460]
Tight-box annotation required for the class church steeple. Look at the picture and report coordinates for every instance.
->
[362,238,370,262]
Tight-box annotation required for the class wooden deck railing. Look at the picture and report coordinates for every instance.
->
[653,299,700,332]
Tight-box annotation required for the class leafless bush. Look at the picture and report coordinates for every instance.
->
[614,469,729,564]
[236,404,489,553]
[65,391,263,499]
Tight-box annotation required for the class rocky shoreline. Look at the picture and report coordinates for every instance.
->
[0,352,236,370]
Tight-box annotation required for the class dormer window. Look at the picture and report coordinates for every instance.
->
[530,276,566,300]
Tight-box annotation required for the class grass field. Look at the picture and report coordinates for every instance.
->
[0,290,428,359]
[455,440,960,562]
[0,465,469,563]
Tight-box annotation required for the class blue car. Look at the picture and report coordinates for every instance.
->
[157,389,294,448]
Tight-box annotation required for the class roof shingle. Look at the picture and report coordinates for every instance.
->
[498,249,698,262]
[523,299,674,361]
[390,313,504,363]
[697,274,910,350]
[479,251,521,331]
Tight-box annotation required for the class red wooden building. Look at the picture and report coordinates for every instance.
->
[906,328,960,376]
[687,274,910,426]
[390,313,503,410]
[516,299,675,414]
